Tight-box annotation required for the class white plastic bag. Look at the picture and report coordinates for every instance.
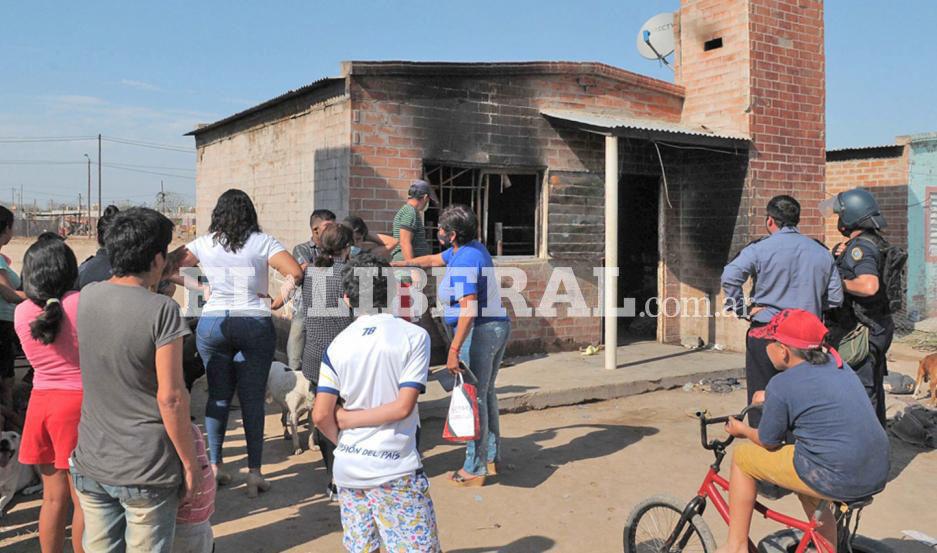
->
[443,373,479,442]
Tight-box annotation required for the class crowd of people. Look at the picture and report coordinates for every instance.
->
[0,183,901,552]
[1,179,510,552]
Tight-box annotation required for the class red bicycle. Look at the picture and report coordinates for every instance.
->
[623,405,893,553]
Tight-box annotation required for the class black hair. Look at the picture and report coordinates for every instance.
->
[208,189,260,253]
[314,224,354,268]
[787,346,830,365]
[0,206,13,232]
[22,238,78,345]
[342,215,369,239]
[341,252,389,310]
[105,207,175,277]
[36,231,65,242]
[438,204,478,245]
[766,195,800,228]
[310,209,337,227]
[96,205,120,246]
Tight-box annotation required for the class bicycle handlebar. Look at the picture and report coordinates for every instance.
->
[696,404,763,451]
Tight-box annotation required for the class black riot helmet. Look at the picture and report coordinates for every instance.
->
[819,188,887,236]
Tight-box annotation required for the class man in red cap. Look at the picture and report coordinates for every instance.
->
[716,309,889,553]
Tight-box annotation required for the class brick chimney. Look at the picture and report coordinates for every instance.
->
[675,0,826,238]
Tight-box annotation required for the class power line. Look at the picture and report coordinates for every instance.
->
[0,136,96,143]
[102,164,195,179]
[103,136,194,153]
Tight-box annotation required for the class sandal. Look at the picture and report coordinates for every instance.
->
[449,470,486,487]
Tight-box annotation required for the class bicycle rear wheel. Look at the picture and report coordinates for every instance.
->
[624,495,716,553]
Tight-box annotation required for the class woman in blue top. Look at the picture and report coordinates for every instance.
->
[393,204,511,487]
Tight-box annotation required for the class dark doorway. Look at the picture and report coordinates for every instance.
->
[617,175,660,342]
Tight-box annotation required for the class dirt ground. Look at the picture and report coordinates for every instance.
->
[1,385,934,552]
[1,236,935,552]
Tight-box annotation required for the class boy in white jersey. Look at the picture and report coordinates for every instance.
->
[312,253,441,553]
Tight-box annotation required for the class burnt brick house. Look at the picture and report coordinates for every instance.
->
[189,0,826,366]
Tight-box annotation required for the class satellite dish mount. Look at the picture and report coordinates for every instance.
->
[636,13,675,70]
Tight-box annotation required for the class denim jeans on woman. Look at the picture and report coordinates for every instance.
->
[458,319,511,476]
[196,314,276,469]
[72,471,179,553]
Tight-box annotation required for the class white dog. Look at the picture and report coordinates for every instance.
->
[265,362,315,455]
[0,431,42,517]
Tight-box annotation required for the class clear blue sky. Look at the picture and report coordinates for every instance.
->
[2,0,935,207]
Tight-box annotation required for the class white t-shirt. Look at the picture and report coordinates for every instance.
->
[318,313,429,489]
[186,232,286,314]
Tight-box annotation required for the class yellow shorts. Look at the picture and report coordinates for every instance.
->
[733,443,829,511]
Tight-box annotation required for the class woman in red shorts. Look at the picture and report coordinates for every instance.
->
[14,236,84,553]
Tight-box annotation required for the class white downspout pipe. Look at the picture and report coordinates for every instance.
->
[605,135,619,370]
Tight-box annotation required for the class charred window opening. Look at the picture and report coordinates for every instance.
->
[423,163,541,257]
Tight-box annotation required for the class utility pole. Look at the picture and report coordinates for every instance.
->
[84,154,92,234]
[78,193,83,229]
[97,134,102,217]
[159,180,166,213]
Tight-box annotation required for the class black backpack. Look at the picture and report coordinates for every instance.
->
[857,234,908,314]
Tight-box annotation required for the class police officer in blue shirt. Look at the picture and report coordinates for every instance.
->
[721,195,844,425]
[822,188,895,426]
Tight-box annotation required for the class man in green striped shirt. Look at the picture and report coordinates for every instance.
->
[391,180,437,319]
[391,180,436,276]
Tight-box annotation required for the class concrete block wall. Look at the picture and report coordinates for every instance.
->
[193,94,350,250]
[907,135,937,318]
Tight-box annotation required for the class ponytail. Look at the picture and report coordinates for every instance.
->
[22,238,78,345]
[29,298,65,345]
[314,224,354,269]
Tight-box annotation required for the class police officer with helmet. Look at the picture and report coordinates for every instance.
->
[821,188,898,426]
[722,195,844,426]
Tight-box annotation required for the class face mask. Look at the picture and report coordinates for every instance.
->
[438,232,452,248]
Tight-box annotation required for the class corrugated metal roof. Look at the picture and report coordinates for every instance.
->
[186,77,345,137]
[540,108,749,143]
[826,144,899,153]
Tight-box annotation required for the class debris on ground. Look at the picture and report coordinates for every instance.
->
[884,372,916,394]
[682,336,705,350]
[889,404,937,449]
[682,377,743,394]
[897,330,937,352]
[579,344,603,356]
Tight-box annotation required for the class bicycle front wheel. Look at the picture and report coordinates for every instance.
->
[624,495,716,553]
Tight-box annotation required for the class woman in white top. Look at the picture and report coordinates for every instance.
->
[174,189,303,497]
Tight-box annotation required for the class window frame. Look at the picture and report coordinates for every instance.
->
[422,161,547,260]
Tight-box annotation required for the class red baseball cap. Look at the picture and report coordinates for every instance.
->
[749,309,829,349]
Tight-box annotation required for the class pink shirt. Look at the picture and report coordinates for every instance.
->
[176,423,216,525]
[13,291,82,391]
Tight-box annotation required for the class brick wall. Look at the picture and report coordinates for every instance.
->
[674,0,826,350]
[345,63,682,353]
[676,0,751,136]
[746,0,826,239]
[824,151,909,250]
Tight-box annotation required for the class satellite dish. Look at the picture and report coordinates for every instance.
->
[636,12,675,63]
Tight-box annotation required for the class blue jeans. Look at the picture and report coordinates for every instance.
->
[196,315,276,469]
[72,471,179,553]
[458,320,511,476]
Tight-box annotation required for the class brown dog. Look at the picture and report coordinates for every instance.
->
[914,353,937,407]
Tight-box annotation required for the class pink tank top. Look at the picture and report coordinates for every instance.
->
[13,291,82,391]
